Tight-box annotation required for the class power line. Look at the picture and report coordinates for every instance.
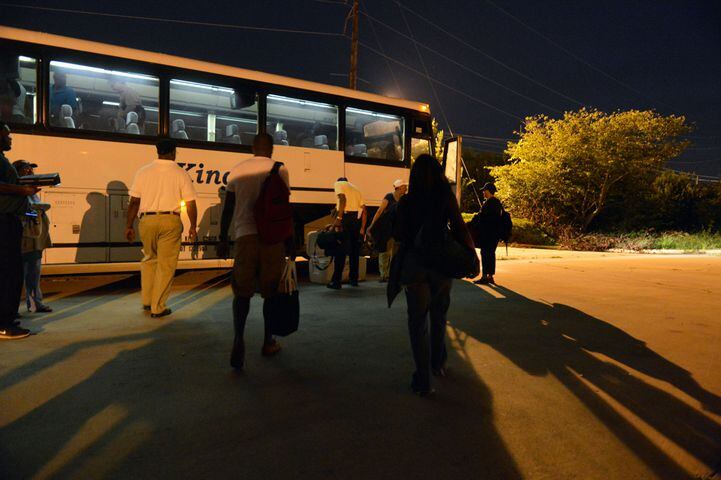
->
[397,2,453,134]
[0,3,346,37]
[482,0,676,110]
[393,0,586,108]
[359,0,403,97]
[360,10,562,114]
[456,134,512,142]
[359,41,523,121]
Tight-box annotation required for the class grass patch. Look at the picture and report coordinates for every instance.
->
[650,231,721,250]
[562,231,721,251]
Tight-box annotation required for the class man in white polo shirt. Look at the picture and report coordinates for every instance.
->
[327,177,366,289]
[125,139,197,318]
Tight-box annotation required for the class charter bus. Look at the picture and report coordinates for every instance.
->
[0,26,435,273]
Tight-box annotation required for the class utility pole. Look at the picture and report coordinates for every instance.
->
[348,0,359,90]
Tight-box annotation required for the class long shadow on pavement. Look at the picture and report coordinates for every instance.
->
[450,281,721,479]
[0,279,522,479]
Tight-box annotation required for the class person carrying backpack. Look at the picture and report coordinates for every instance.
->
[217,133,291,370]
[472,182,503,285]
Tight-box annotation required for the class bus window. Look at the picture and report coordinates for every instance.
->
[48,60,159,135]
[411,138,430,162]
[0,46,36,125]
[345,107,404,161]
[266,94,338,150]
[170,79,257,144]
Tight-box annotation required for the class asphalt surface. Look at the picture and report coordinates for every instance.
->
[1,254,720,479]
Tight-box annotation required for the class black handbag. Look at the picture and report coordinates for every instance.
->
[414,222,480,279]
[267,260,300,337]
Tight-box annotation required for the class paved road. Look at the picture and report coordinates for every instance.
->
[1,255,720,479]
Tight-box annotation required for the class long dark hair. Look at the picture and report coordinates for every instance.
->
[407,153,450,201]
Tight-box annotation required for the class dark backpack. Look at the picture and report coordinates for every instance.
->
[499,208,513,249]
[254,161,293,245]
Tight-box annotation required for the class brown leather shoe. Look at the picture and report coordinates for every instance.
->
[261,340,281,357]
[150,308,172,318]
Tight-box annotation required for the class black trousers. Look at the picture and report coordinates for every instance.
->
[404,255,452,391]
[332,214,361,284]
[480,239,499,276]
[0,215,23,326]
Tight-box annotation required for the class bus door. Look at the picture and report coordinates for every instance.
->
[442,136,462,203]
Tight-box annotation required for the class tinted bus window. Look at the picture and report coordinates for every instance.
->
[170,79,257,144]
[266,94,338,150]
[48,60,159,135]
[345,107,404,161]
[0,47,36,125]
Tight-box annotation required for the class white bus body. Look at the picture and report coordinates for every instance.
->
[1,26,434,272]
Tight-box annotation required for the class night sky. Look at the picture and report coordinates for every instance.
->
[3,0,721,176]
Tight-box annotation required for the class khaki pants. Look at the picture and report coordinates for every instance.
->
[139,214,183,314]
[378,238,396,280]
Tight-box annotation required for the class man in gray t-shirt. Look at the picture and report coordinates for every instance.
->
[217,133,290,370]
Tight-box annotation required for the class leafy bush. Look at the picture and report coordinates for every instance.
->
[489,109,692,235]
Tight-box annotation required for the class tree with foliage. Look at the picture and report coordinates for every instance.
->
[489,109,691,234]
[432,118,444,162]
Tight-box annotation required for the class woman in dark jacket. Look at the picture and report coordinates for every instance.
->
[474,182,502,285]
[393,154,475,396]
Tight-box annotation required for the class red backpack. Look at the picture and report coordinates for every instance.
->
[254,161,293,244]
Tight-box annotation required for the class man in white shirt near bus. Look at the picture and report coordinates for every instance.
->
[327,177,366,289]
[125,139,197,318]
[217,133,289,370]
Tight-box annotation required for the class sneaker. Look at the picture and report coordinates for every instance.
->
[488,276,496,285]
[261,339,282,357]
[35,305,53,313]
[473,277,489,285]
[0,325,31,340]
[326,282,341,290]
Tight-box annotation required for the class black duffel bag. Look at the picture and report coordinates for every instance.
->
[316,230,344,257]
[266,260,300,337]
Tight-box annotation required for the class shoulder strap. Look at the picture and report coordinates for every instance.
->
[271,161,283,174]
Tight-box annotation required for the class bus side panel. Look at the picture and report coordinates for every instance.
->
[343,163,410,206]
[271,146,344,191]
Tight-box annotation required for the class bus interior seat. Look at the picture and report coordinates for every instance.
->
[353,144,367,157]
[224,124,241,144]
[314,135,329,150]
[273,130,289,146]
[61,104,75,128]
[171,119,189,140]
[126,111,140,135]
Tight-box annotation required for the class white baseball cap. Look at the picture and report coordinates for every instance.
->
[393,179,408,188]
